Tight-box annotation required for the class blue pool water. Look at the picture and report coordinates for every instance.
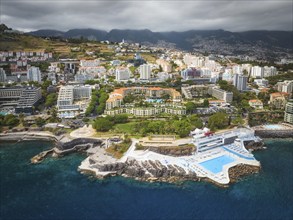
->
[199,155,235,173]
[263,124,284,130]
[222,146,255,160]
[0,111,7,116]
[146,99,163,103]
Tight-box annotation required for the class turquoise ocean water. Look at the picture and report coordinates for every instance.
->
[0,139,292,219]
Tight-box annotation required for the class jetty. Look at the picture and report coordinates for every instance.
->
[31,149,54,164]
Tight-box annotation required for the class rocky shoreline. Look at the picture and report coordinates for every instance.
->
[80,156,262,186]
[1,131,264,187]
[95,158,199,183]
[228,164,260,183]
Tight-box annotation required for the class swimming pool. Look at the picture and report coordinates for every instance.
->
[146,99,163,103]
[199,155,235,174]
[263,124,284,130]
[0,111,7,116]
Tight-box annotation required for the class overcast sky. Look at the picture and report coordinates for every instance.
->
[1,0,292,32]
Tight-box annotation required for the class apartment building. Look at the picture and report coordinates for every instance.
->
[284,99,293,124]
[27,67,41,82]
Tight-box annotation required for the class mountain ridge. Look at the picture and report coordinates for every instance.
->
[26,28,293,57]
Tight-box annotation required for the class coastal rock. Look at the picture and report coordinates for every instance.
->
[86,157,197,183]
[244,140,264,151]
[228,164,260,183]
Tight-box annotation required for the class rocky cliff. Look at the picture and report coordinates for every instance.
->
[90,158,198,183]
[228,164,260,183]
[244,140,264,151]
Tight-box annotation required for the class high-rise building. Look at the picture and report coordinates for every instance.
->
[57,85,92,118]
[139,64,151,80]
[284,99,293,124]
[181,68,201,80]
[233,74,247,91]
[27,67,41,82]
[116,67,130,81]
[222,71,233,82]
[200,68,212,78]
[276,80,293,96]
[232,65,242,74]
[251,66,264,78]
[263,66,277,77]
[0,68,6,82]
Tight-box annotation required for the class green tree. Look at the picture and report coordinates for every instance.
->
[93,117,114,132]
[185,102,197,114]
[96,103,106,115]
[113,114,128,124]
[45,93,57,107]
[123,94,136,103]
[48,108,59,122]
[173,120,192,138]
[35,117,46,127]
[232,116,245,126]
[2,114,19,128]
[208,112,229,131]
[203,99,209,107]
[188,115,203,128]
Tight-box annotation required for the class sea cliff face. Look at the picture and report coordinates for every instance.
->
[91,158,199,183]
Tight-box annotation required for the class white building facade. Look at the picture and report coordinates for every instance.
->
[139,64,151,80]
[27,67,41,82]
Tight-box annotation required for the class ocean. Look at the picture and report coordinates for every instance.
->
[0,139,292,220]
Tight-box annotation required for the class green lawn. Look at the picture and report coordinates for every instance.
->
[113,122,138,134]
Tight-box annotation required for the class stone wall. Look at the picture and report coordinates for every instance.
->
[136,144,195,156]
[57,138,102,150]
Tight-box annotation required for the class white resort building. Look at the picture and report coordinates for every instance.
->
[57,85,92,118]
[104,87,186,116]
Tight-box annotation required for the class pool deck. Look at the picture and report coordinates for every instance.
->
[80,138,260,185]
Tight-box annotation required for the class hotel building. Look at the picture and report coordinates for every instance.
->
[209,87,233,103]
[0,86,42,114]
[57,85,92,118]
[15,87,42,114]
[105,87,185,116]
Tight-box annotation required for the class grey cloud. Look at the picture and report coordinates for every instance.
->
[1,0,292,32]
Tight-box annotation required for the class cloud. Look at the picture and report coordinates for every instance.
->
[1,0,292,32]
